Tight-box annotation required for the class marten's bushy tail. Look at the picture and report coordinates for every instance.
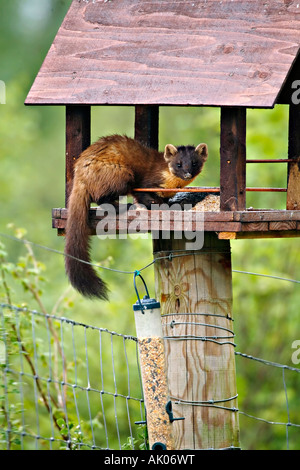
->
[64,182,108,300]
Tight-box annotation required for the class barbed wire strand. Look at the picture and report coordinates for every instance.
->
[1,225,300,449]
[1,231,300,285]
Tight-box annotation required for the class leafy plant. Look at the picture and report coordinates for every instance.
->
[122,424,148,450]
[0,226,87,449]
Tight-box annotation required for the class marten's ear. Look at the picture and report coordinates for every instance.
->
[164,144,178,161]
[195,143,208,161]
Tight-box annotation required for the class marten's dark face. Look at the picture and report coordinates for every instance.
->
[164,143,208,181]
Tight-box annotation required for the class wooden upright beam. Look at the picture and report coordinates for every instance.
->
[220,107,246,211]
[153,233,240,450]
[287,103,300,210]
[134,105,159,149]
[65,105,91,206]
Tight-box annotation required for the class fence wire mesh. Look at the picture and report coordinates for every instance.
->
[1,303,300,450]
[0,304,145,450]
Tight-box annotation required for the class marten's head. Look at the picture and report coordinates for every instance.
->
[164,143,208,181]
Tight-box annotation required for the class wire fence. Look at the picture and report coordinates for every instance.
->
[236,352,300,449]
[1,302,300,450]
[1,231,300,450]
[0,304,145,450]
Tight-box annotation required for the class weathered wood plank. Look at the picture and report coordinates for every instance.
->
[53,207,300,221]
[287,102,300,210]
[25,0,300,107]
[219,230,300,240]
[135,105,159,149]
[241,222,269,232]
[220,107,246,211]
[153,233,239,450]
[269,221,297,231]
[65,105,91,205]
[277,51,300,104]
[238,210,300,222]
[52,208,300,234]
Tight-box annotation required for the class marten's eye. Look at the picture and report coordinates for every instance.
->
[177,162,182,168]
[192,161,197,167]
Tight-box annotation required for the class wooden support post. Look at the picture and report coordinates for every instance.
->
[287,103,300,210]
[65,105,91,206]
[153,233,240,450]
[134,105,159,149]
[220,107,246,211]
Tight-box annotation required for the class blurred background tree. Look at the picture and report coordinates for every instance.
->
[0,0,300,450]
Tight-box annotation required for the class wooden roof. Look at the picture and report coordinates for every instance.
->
[25,0,300,108]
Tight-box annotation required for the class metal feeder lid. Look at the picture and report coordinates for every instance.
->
[133,295,161,311]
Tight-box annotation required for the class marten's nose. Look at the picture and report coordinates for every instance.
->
[184,172,192,180]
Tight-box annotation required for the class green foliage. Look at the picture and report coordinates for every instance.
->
[122,424,148,451]
[1,0,300,451]
[0,229,144,450]
[0,227,85,449]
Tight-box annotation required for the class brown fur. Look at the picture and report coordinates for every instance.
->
[65,135,208,299]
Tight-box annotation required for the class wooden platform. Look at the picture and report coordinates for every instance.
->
[52,207,300,240]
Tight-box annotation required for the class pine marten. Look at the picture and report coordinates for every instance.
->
[65,135,208,300]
